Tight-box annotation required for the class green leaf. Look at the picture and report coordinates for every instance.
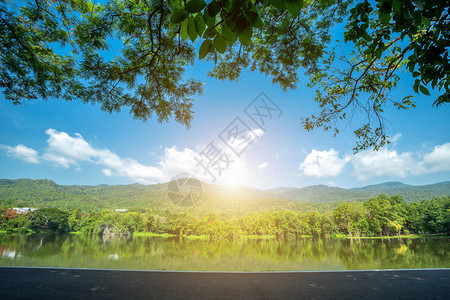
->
[180,19,189,41]
[364,47,373,55]
[219,0,229,9]
[433,94,449,107]
[185,0,207,13]
[375,48,382,59]
[252,15,263,28]
[170,8,189,24]
[239,26,252,45]
[413,79,420,93]
[245,11,259,25]
[208,0,221,17]
[412,71,420,78]
[203,26,217,38]
[421,16,430,27]
[195,14,206,36]
[214,35,226,53]
[222,25,234,42]
[380,13,391,25]
[392,0,401,12]
[234,16,248,36]
[270,0,286,10]
[284,0,303,17]
[411,0,423,11]
[199,39,213,59]
[419,85,430,96]
[187,16,197,42]
[203,10,216,27]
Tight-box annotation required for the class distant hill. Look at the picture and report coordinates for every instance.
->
[274,185,366,203]
[0,179,448,212]
[0,178,169,211]
[0,179,298,213]
[265,187,298,194]
[272,181,450,203]
[351,181,412,191]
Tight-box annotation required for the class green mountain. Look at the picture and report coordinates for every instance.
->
[0,179,449,212]
[351,181,412,191]
[265,187,298,194]
[271,181,450,203]
[0,179,298,213]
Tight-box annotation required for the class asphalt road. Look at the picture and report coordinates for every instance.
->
[0,267,449,299]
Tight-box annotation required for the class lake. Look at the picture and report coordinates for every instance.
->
[1,234,449,271]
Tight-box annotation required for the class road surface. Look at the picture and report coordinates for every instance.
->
[0,267,448,299]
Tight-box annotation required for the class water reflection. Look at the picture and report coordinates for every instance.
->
[1,247,20,259]
[0,234,449,271]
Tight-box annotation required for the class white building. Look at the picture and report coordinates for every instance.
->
[12,207,36,213]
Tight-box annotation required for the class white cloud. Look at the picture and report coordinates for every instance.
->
[1,144,40,164]
[157,146,201,181]
[251,128,264,138]
[40,128,164,183]
[8,128,447,185]
[106,156,164,183]
[299,149,350,178]
[351,148,415,181]
[217,129,264,183]
[391,133,402,142]
[41,129,92,168]
[102,169,113,177]
[223,127,264,155]
[2,128,252,185]
[41,129,125,170]
[258,162,268,171]
[416,143,450,174]
[192,141,249,184]
[299,142,450,182]
[351,143,450,180]
[45,129,95,160]
[42,152,75,169]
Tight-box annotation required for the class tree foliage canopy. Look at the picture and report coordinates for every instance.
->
[2,195,449,236]
[304,0,449,150]
[0,0,448,150]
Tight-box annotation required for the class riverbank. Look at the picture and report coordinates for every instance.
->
[347,234,449,239]
[2,230,448,240]
[130,232,448,240]
[1,267,448,299]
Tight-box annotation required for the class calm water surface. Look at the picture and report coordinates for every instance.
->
[1,234,449,271]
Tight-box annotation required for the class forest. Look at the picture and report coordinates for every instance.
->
[1,179,449,211]
[1,195,449,238]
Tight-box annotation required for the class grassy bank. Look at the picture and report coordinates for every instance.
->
[132,232,176,238]
[352,234,449,239]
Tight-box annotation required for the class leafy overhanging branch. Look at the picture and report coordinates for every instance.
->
[1,0,351,128]
[0,0,448,151]
[303,0,449,152]
[0,0,204,127]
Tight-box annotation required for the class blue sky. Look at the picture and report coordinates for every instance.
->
[1,28,449,190]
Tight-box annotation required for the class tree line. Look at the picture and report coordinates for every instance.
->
[1,195,449,238]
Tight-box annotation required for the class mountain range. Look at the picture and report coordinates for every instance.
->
[266,181,450,203]
[0,179,449,212]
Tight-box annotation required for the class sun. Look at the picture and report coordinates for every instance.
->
[216,159,249,186]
